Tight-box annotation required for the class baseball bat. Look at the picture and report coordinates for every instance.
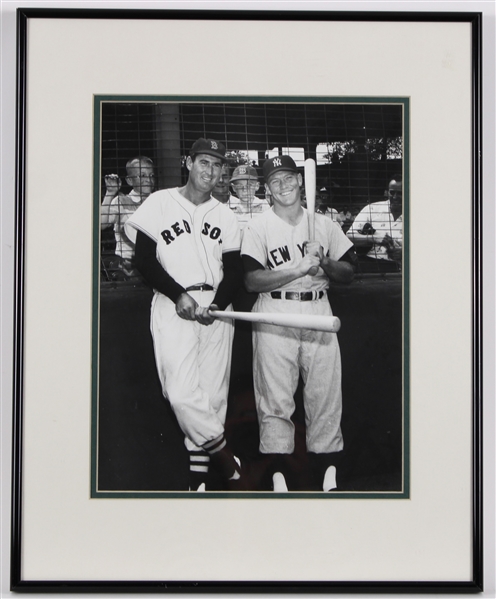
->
[209,310,341,333]
[304,158,316,240]
[304,158,319,275]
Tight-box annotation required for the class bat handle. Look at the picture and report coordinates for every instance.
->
[306,216,319,276]
[309,214,315,242]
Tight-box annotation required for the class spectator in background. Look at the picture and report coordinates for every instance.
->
[225,165,271,400]
[212,163,236,204]
[228,165,270,231]
[325,207,353,230]
[101,156,155,279]
[346,174,403,271]
[317,188,353,230]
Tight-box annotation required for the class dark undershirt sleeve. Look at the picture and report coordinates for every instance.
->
[134,230,186,303]
[212,250,244,310]
[339,247,359,269]
[242,254,265,273]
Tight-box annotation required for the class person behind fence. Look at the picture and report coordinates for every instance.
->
[212,163,236,204]
[241,155,357,492]
[226,164,271,393]
[315,187,353,230]
[124,138,245,492]
[101,156,155,278]
[346,174,403,270]
[228,164,270,231]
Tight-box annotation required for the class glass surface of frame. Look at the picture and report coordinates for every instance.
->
[10,7,482,591]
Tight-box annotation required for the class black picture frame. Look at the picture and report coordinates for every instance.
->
[10,7,483,592]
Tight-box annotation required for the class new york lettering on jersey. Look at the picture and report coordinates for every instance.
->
[266,243,306,269]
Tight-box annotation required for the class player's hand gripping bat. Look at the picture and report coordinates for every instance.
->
[209,310,341,333]
[304,158,319,276]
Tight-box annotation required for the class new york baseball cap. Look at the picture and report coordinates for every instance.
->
[230,164,259,183]
[189,138,227,162]
[263,155,299,182]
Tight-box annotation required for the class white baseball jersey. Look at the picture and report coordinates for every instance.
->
[125,187,241,288]
[242,207,353,455]
[241,207,353,293]
[124,187,240,451]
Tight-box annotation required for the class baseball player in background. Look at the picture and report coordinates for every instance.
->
[101,156,155,279]
[241,155,357,492]
[125,138,245,491]
[228,164,270,231]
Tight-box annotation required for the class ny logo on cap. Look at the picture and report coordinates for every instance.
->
[273,158,282,167]
[239,166,247,174]
[210,141,218,150]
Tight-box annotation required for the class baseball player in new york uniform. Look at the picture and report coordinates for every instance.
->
[125,138,244,492]
[241,155,357,492]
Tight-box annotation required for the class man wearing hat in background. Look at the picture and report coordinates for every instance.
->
[223,165,271,451]
[212,163,236,205]
[125,138,244,491]
[241,155,357,492]
[228,164,270,231]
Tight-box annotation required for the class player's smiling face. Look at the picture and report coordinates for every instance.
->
[187,154,224,193]
[266,170,302,207]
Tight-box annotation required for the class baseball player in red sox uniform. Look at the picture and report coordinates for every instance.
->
[125,138,244,492]
[241,155,357,492]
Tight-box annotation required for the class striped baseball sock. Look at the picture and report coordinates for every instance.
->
[189,450,210,491]
[203,434,241,480]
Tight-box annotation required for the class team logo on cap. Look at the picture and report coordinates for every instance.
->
[273,158,282,167]
[210,141,218,150]
[239,166,247,174]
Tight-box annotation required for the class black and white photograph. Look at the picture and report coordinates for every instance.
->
[94,98,407,497]
[5,5,490,591]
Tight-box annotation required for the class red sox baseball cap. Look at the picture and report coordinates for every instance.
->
[230,164,259,182]
[189,138,227,162]
[263,155,299,182]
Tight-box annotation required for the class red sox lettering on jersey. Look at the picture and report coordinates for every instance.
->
[159,219,223,245]
[125,187,240,290]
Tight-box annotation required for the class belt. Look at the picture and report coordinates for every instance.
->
[186,284,214,291]
[270,290,325,301]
